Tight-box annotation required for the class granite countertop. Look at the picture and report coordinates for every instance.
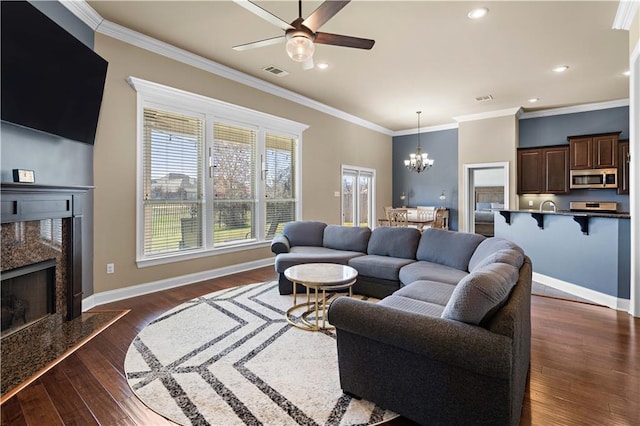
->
[499,209,630,219]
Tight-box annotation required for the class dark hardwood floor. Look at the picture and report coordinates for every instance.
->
[1,266,638,425]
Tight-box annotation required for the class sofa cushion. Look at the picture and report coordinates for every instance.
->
[468,237,524,272]
[471,248,525,272]
[417,229,485,271]
[274,247,364,273]
[399,261,469,286]
[324,225,371,253]
[441,263,519,325]
[378,295,444,317]
[367,227,422,259]
[348,255,416,281]
[394,280,456,307]
[282,221,327,247]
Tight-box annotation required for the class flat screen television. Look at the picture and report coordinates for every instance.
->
[1,1,108,145]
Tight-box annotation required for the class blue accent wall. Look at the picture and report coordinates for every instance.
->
[519,106,629,147]
[392,128,459,230]
[1,1,96,297]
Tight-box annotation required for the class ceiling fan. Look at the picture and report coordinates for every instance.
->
[232,0,375,70]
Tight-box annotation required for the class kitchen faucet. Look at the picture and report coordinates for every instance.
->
[540,199,557,212]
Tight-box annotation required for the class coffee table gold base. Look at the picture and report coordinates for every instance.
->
[286,280,355,331]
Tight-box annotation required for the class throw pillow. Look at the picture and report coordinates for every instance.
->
[441,263,518,325]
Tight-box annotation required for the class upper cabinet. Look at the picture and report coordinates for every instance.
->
[568,132,620,170]
[518,148,542,194]
[517,146,569,194]
[618,139,630,195]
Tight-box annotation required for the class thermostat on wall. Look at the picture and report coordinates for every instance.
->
[12,169,35,183]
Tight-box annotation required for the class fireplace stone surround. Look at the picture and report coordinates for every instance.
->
[1,183,91,329]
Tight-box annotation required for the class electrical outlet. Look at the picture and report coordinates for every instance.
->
[528,200,534,207]
[334,191,340,197]
[106,263,115,274]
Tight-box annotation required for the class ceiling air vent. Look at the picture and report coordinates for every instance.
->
[262,65,289,77]
[475,94,494,102]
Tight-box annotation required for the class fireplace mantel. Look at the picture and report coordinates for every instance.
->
[1,183,93,319]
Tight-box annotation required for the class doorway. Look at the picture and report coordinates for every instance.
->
[462,162,509,235]
[341,165,376,227]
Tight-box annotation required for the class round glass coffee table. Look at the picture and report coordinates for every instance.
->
[284,263,358,331]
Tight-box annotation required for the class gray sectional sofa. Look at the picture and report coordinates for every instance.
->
[271,220,532,426]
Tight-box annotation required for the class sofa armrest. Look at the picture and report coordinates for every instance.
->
[270,234,290,254]
[328,297,512,379]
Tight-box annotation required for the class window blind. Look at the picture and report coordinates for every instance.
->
[143,108,203,255]
[212,123,256,245]
[264,133,296,238]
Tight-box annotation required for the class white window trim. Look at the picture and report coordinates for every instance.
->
[128,76,308,268]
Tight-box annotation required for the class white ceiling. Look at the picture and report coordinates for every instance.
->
[86,1,630,132]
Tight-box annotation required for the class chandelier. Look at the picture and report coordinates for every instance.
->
[404,111,434,173]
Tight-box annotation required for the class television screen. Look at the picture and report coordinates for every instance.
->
[1,1,108,145]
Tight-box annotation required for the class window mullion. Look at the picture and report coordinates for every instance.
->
[203,114,215,250]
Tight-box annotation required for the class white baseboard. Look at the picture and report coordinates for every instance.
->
[533,272,630,312]
[82,258,275,311]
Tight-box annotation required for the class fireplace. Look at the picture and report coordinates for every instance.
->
[1,259,56,337]
[1,183,91,338]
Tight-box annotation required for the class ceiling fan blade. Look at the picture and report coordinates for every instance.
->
[314,32,375,49]
[302,0,350,32]
[233,0,294,31]
[232,35,285,51]
[302,57,314,70]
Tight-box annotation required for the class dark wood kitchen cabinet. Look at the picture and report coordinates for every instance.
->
[568,132,620,169]
[517,145,569,194]
[618,139,630,195]
[518,148,542,194]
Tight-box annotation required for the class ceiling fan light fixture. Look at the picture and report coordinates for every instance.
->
[285,34,315,62]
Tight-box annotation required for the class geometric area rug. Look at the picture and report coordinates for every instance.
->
[124,281,398,425]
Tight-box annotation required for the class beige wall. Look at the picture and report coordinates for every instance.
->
[631,8,640,55]
[92,34,391,294]
[457,115,518,230]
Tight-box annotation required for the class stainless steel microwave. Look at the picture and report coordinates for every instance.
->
[570,168,617,189]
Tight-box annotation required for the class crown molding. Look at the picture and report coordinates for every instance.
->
[453,107,523,123]
[612,0,639,30]
[520,98,630,119]
[60,0,393,136]
[59,0,103,30]
[393,122,458,137]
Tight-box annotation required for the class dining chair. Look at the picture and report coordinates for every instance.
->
[386,208,408,227]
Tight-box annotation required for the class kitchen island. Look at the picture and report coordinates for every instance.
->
[495,209,630,310]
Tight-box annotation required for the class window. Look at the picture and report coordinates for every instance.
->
[143,108,204,256]
[341,166,375,227]
[130,77,307,266]
[264,133,296,238]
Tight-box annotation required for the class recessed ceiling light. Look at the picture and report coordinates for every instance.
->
[528,98,539,103]
[316,62,329,70]
[468,7,489,19]
[623,70,630,76]
[553,65,569,73]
